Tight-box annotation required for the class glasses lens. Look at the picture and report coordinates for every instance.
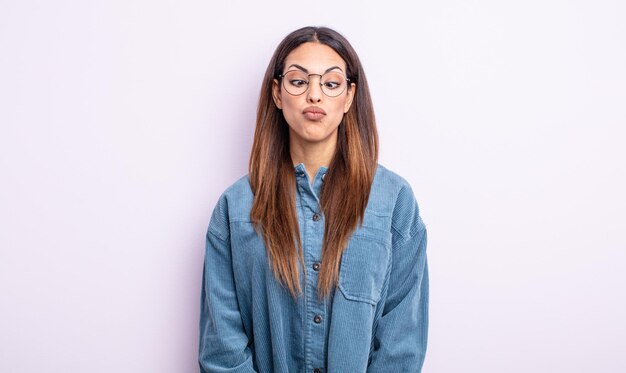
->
[282,70,348,97]
[282,71,309,96]
[320,71,347,97]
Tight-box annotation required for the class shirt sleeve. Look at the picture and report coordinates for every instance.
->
[199,195,257,373]
[367,185,429,372]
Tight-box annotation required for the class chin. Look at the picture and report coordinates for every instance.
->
[287,121,339,144]
[298,128,335,143]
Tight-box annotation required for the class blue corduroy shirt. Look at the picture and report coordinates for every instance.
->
[199,163,428,372]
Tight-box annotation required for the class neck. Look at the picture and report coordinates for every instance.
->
[289,130,337,182]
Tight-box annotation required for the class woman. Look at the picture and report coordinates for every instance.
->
[199,26,428,372]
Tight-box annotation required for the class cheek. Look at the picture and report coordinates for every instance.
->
[329,100,348,119]
[278,96,302,128]
[280,94,299,113]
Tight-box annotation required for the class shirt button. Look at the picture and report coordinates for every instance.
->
[312,262,320,271]
[313,315,322,324]
[312,213,321,221]
[322,173,326,180]
[314,369,322,373]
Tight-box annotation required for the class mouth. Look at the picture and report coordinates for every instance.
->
[303,106,326,121]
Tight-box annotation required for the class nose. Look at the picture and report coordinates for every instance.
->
[306,75,323,103]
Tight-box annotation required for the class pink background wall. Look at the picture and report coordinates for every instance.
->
[1,1,625,372]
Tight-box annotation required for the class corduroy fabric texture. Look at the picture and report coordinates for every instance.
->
[199,163,428,373]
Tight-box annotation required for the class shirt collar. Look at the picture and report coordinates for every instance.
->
[294,162,329,175]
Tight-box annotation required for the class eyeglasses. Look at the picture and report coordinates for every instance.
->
[278,70,350,97]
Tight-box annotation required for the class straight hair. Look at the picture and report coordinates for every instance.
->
[249,26,379,298]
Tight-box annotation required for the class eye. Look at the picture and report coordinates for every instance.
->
[323,81,341,90]
[289,79,308,87]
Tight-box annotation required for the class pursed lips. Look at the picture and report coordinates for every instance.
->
[303,106,326,121]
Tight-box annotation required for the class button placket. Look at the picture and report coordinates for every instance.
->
[305,209,326,372]
[295,164,328,372]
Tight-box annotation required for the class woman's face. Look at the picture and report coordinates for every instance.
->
[272,42,355,147]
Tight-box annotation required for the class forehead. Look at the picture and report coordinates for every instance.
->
[283,42,346,72]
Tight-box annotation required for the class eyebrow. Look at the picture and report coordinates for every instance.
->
[286,64,344,74]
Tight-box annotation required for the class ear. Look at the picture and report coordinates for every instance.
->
[344,82,356,113]
[272,79,282,109]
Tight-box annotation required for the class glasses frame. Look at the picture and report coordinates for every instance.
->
[278,70,351,97]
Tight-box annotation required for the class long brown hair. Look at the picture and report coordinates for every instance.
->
[249,26,378,298]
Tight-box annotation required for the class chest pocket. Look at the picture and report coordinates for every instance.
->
[338,223,392,305]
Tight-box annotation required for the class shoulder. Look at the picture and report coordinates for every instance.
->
[221,174,253,203]
[372,163,414,193]
[370,164,425,239]
[208,174,253,237]
[369,163,420,210]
